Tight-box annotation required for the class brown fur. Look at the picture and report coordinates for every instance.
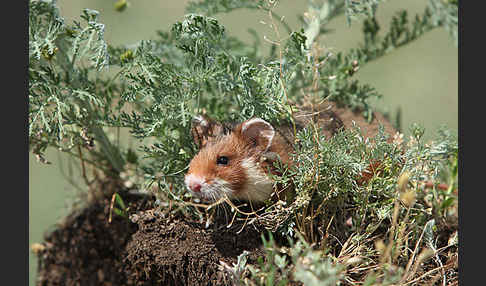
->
[186,117,295,201]
[187,135,248,194]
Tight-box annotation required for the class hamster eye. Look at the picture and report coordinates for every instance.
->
[216,156,229,165]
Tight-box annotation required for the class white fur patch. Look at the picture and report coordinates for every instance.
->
[238,158,274,202]
[207,178,234,200]
[185,174,233,201]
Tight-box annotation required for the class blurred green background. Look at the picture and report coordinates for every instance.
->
[29,0,457,285]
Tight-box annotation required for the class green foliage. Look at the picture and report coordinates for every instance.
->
[186,0,265,16]
[303,0,346,48]
[29,0,124,172]
[243,233,343,285]
[29,0,458,284]
[290,236,344,285]
[246,234,291,286]
[344,0,384,24]
[28,0,457,176]
[429,0,458,46]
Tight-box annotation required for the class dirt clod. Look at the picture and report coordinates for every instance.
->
[35,192,265,286]
[124,209,264,286]
[35,193,144,286]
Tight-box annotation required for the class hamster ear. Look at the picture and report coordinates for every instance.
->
[239,118,275,152]
[190,115,224,149]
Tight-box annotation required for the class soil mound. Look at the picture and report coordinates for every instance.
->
[34,191,151,286]
[124,209,264,286]
[35,194,265,286]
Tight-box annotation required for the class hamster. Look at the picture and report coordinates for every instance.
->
[184,115,294,202]
[184,102,397,203]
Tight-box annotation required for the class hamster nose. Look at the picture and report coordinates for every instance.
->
[185,174,204,193]
[190,182,202,192]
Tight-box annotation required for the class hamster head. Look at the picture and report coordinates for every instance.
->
[185,115,280,202]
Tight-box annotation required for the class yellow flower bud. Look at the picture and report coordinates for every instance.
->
[114,0,129,12]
